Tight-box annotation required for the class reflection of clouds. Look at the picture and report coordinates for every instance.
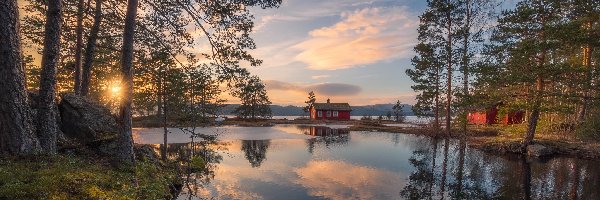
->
[186,140,307,199]
[294,160,405,200]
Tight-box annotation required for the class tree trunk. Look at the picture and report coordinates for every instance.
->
[159,72,167,161]
[73,0,85,95]
[460,0,471,134]
[523,15,547,149]
[0,0,40,155]
[577,21,593,124]
[157,68,163,120]
[161,96,167,161]
[117,0,138,165]
[80,0,102,96]
[445,2,453,136]
[523,75,544,148]
[37,0,62,153]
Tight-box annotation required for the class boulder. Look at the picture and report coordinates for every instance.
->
[134,144,161,164]
[58,94,121,157]
[526,144,555,158]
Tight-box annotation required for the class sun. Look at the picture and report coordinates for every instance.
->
[111,85,121,94]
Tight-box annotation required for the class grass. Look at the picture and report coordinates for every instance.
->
[0,154,178,200]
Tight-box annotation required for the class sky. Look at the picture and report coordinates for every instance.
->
[242,0,430,106]
[19,0,517,107]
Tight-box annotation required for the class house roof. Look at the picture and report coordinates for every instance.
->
[312,103,352,111]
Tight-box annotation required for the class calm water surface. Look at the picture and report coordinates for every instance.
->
[133,125,600,200]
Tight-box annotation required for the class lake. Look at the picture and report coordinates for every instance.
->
[133,125,600,200]
[223,115,432,124]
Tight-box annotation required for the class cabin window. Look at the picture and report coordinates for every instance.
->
[333,111,339,117]
[327,111,332,117]
[318,111,322,117]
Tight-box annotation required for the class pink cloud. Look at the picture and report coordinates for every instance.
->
[293,7,418,70]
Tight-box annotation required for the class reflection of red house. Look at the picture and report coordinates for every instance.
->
[468,104,524,125]
[307,126,349,136]
[310,99,352,120]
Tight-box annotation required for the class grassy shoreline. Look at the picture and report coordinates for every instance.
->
[0,152,180,199]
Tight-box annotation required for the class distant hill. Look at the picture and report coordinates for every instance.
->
[221,104,414,116]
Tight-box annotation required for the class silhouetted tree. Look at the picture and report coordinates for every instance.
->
[0,0,40,155]
[36,0,62,153]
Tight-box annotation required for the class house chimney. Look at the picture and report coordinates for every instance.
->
[327,98,330,103]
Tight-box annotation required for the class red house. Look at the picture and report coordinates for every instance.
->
[467,103,524,125]
[310,99,352,120]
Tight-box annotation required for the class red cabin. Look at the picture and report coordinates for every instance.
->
[467,103,524,125]
[310,99,352,120]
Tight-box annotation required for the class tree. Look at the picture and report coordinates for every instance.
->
[188,66,225,121]
[455,0,497,133]
[439,0,461,136]
[566,0,600,124]
[36,0,62,153]
[303,91,316,114]
[484,0,564,148]
[73,0,85,94]
[0,0,40,155]
[407,0,461,134]
[80,0,102,96]
[393,100,406,122]
[116,0,138,165]
[233,76,272,120]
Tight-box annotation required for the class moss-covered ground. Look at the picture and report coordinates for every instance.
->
[0,155,178,200]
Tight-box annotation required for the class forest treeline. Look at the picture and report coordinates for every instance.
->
[407,0,600,146]
[0,0,280,161]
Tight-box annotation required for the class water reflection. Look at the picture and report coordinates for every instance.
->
[400,137,600,200]
[301,126,350,154]
[133,125,600,200]
[241,140,271,168]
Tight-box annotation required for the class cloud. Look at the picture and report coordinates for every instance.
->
[293,6,418,70]
[311,75,331,79]
[306,83,361,96]
[263,80,361,97]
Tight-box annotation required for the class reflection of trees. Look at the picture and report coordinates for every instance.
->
[400,138,437,199]
[155,131,226,199]
[241,140,271,168]
[448,139,466,199]
[405,136,600,200]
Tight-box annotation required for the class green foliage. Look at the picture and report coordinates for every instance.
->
[577,103,600,140]
[0,155,177,199]
[232,75,272,119]
[392,100,406,122]
[190,156,206,171]
[303,91,316,113]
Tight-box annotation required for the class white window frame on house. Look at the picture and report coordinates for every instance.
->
[327,111,332,117]
[333,111,339,117]
[318,111,323,117]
